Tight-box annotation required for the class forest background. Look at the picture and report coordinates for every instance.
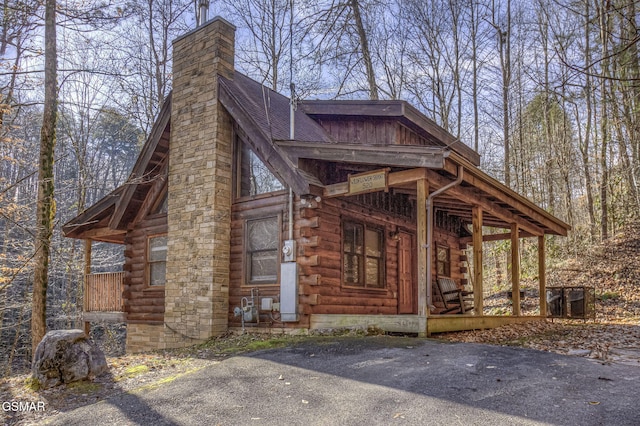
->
[1,0,639,375]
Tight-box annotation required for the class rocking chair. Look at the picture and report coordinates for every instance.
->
[436,277,473,314]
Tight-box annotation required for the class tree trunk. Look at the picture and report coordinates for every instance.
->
[32,0,58,356]
[470,0,480,152]
[625,1,640,189]
[580,0,597,240]
[349,0,378,100]
[598,0,611,241]
[494,0,512,187]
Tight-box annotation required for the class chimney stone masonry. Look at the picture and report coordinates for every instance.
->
[163,17,236,349]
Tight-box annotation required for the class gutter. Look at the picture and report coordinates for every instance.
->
[426,165,464,309]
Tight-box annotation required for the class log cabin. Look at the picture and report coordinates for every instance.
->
[63,17,571,353]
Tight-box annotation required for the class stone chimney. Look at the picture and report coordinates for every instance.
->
[163,17,236,348]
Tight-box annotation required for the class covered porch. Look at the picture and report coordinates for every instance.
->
[69,210,128,329]
[280,140,571,336]
[82,270,125,323]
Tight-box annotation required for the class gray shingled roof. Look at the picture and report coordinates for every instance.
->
[219,73,333,143]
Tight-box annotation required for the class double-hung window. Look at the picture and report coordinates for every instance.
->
[246,217,280,284]
[148,235,167,286]
[342,220,384,289]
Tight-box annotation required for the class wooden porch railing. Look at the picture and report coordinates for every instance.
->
[83,271,124,312]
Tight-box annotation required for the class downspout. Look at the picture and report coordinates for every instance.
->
[280,82,299,322]
[426,165,464,309]
[289,82,295,241]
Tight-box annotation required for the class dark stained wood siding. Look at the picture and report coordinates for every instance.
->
[397,123,438,147]
[122,194,467,327]
[314,118,398,145]
[123,214,167,323]
[298,197,409,315]
[313,117,450,149]
[229,192,301,328]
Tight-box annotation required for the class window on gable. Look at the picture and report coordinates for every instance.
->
[148,235,167,286]
[436,246,451,277]
[153,193,168,215]
[342,220,385,289]
[236,140,284,197]
[246,217,280,284]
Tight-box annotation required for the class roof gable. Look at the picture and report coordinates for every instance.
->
[63,96,171,241]
[64,71,569,241]
[218,73,328,194]
[219,73,332,143]
[109,94,171,230]
[300,100,480,166]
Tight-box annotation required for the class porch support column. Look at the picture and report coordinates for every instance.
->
[472,206,483,314]
[417,178,429,324]
[510,223,521,316]
[83,240,92,336]
[538,235,547,317]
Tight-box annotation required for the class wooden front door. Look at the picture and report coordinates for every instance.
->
[398,231,417,314]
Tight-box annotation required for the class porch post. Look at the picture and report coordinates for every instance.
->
[510,223,521,316]
[472,206,483,314]
[417,179,429,333]
[83,239,92,336]
[538,235,547,317]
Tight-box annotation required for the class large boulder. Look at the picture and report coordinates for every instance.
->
[32,329,108,388]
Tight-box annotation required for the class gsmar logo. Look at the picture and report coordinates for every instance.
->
[2,401,46,412]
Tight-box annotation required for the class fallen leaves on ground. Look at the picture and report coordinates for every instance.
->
[549,224,640,320]
[439,320,640,365]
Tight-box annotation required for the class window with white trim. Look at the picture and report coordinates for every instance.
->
[148,235,167,286]
[246,217,279,284]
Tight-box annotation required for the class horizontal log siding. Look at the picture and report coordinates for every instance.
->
[123,214,167,323]
[229,193,306,329]
[303,197,415,316]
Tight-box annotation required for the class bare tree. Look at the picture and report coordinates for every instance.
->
[490,0,513,188]
[32,0,58,354]
[114,0,191,135]
[404,0,471,135]
[597,0,612,240]
[221,0,295,92]
[372,1,408,100]
[349,0,378,99]
[469,0,482,152]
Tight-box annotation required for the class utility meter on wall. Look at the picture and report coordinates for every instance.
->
[282,240,296,262]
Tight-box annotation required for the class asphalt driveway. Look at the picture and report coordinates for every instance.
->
[47,336,640,425]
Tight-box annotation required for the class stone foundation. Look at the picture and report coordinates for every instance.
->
[125,323,166,353]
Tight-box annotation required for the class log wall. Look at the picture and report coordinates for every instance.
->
[120,193,467,328]
[228,191,467,329]
[229,192,295,328]
[123,214,167,323]
[299,197,411,317]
